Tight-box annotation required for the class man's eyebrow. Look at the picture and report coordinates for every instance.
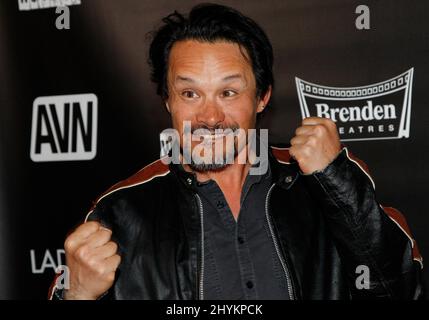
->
[176,75,195,83]
[175,74,244,83]
[222,74,244,82]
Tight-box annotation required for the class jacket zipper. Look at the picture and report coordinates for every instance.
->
[265,183,296,300]
[195,193,204,300]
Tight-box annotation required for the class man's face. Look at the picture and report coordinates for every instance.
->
[166,40,269,171]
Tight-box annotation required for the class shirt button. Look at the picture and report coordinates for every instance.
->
[284,175,293,184]
[246,281,254,289]
[238,237,244,244]
[216,201,225,209]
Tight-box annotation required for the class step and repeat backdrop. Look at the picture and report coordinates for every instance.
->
[0,0,428,299]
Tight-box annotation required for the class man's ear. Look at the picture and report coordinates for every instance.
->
[256,85,272,113]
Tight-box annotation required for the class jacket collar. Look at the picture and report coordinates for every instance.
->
[268,145,300,190]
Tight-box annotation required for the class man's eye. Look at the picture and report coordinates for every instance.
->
[182,90,198,99]
[222,90,237,97]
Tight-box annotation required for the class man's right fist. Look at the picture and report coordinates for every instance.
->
[63,221,121,300]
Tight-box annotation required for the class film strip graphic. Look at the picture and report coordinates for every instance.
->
[295,68,414,141]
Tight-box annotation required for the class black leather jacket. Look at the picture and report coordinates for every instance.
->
[50,146,423,300]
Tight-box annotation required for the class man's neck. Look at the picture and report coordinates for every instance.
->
[184,161,251,190]
[182,148,252,220]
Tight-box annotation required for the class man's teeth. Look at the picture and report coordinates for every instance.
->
[201,134,225,139]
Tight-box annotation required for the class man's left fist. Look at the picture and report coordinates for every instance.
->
[289,117,341,175]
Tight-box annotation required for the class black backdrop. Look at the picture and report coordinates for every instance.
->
[0,0,428,299]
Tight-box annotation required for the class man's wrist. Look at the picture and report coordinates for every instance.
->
[63,289,98,300]
[300,147,346,176]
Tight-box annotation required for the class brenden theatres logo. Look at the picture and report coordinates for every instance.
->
[295,68,414,141]
[30,93,98,162]
[18,0,81,11]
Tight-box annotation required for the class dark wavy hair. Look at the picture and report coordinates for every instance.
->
[148,3,274,101]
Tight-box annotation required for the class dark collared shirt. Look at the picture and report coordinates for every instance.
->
[196,162,290,300]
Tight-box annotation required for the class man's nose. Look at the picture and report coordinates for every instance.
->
[196,99,225,128]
